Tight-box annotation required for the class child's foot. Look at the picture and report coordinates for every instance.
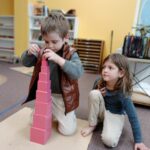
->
[81,125,96,137]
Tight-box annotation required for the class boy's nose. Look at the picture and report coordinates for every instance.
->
[47,44,53,49]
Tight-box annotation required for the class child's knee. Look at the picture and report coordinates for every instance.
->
[89,90,100,100]
[101,134,119,147]
[58,123,77,136]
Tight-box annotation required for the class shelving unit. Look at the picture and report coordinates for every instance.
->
[73,38,104,73]
[0,15,16,62]
[29,15,45,46]
[66,16,78,44]
[28,4,78,47]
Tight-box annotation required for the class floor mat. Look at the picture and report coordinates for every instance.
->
[10,66,34,76]
[0,107,91,150]
[0,62,31,119]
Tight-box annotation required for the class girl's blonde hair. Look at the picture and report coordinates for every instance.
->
[98,53,132,96]
[41,12,69,38]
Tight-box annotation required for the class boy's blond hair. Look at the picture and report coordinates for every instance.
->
[41,12,69,38]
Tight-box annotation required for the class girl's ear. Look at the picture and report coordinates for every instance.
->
[119,69,125,78]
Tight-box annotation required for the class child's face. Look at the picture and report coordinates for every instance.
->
[43,32,66,52]
[101,59,124,85]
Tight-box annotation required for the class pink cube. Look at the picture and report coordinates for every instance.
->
[32,114,52,129]
[42,59,48,67]
[34,101,52,116]
[36,90,51,102]
[30,127,51,144]
[41,66,50,74]
[37,81,50,91]
[39,73,49,81]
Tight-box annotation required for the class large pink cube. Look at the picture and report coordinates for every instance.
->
[30,127,51,144]
[32,114,52,129]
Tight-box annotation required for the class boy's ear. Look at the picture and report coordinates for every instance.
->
[65,33,69,39]
[64,33,69,42]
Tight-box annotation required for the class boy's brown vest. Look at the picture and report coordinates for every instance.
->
[23,44,79,114]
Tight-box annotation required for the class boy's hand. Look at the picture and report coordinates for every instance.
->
[28,44,40,56]
[134,143,150,150]
[43,49,65,67]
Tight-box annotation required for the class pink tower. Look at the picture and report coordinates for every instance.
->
[30,58,52,144]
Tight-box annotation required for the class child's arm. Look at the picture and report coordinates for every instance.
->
[124,98,142,143]
[43,49,83,79]
[123,98,149,149]
[62,52,83,79]
[21,44,40,67]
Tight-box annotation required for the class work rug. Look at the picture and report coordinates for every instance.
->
[10,66,34,76]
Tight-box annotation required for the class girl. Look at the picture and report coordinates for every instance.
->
[81,53,149,150]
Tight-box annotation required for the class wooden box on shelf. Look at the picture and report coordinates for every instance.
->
[73,38,104,73]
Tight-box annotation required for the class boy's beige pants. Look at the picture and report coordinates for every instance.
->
[88,90,125,147]
[52,94,77,136]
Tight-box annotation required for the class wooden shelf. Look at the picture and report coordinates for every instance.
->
[0,15,13,18]
[0,26,14,29]
[0,16,15,63]
[30,27,41,30]
[30,15,46,19]
[30,40,44,44]
[128,57,150,63]
[74,38,104,73]
[0,48,14,52]
[0,38,14,41]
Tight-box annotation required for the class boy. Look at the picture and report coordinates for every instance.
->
[21,12,83,136]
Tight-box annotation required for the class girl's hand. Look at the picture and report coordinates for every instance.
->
[134,143,150,150]
[43,49,65,67]
[100,87,106,96]
[28,44,40,56]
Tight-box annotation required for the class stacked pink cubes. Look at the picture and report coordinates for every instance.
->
[30,58,52,144]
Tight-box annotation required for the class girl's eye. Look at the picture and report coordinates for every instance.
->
[52,41,57,44]
[45,41,49,44]
[109,66,112,70]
